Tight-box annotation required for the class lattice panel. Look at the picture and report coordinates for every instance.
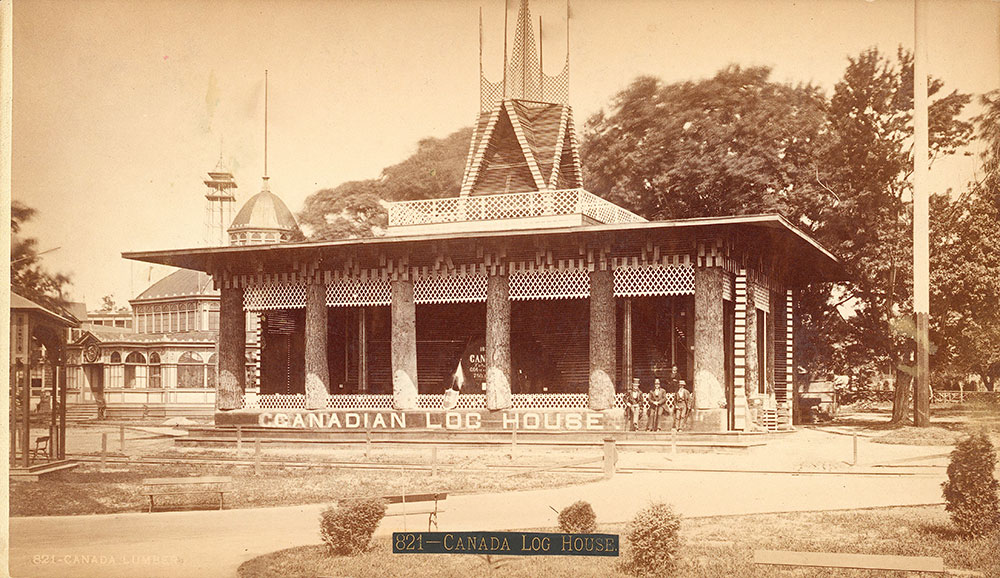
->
[244,284,306,311]
[326,279,391,308]
[414,275,488,304]
[388,189,644,227]
[480,75,504,113]
[614,265,694,297]
[578,190,646,224]
[326,394,393,409]
[418,394,486,409]
[541,63,570,105]
[245,393,630,411]
[510,269,590,301]
[249,394,306,409]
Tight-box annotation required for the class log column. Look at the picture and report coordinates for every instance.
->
[304,282,329,410]
[391,279,418,409]
[486,273,511,410]
[588,268,616,410]
[217,285,246,411]
[693,267,726,431]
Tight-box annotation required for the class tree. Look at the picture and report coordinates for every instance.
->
[299,127,472,240]
[581,67,829,221]
[942,432,1000,537]
[11,201,72,313]
[807,47,971,422]
[930,90,1000,391]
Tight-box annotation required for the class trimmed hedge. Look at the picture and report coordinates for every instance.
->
[942,432,1000,538]
[320,497,387,556]
[558,500,597,534]
[619,502,682,576]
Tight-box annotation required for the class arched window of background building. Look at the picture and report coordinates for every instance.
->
[149,352,162,388]
[108,351,124,388]
[207,353,218,389]
[177,351,205,388]
[125,351,147,388]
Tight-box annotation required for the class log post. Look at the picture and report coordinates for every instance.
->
[589,268,616,410]
[485,273,511,410]
[693,267,726,431]
[391,279,418,409]
[217,285,246,411]
[304,282,329,410]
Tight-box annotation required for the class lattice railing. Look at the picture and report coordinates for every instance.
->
[387,188,645,227]
[245,392,634,410]
[615,265,694,297]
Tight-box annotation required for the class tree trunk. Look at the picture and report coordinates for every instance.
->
[217,286,246,411]
[890,364,912,424]
[391,279,418,409]
[485,273,511,410]
[304,283,329,410]
[588,268,616,410]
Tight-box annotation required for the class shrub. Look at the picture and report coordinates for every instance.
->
[619,502,682,577]
[943,432,1000,538]
[558,500,597,534]
[319,497,387,555]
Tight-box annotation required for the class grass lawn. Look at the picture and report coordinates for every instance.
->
[837,400,1000,447]
[238,505,1000,577]
[10,461,596,517]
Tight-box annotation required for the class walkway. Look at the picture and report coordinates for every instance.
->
[9,466,946,578]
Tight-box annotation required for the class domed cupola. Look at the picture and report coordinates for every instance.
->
[228,176,301,246]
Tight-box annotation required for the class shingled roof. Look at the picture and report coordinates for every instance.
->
[460,99,583,196]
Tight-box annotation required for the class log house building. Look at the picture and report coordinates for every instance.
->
[124,0,841,433]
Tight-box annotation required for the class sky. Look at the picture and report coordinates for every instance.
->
[11,0,1000,310]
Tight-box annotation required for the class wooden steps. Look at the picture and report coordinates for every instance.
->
[10,460,79,481]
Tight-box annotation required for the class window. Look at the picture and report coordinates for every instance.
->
[208,304,220,331]
[757,309,767,395]
[125,351,147,388]
[207,353,218,389]
[177,351,205,388]
[108,352,124,388]
[149,352,162,388]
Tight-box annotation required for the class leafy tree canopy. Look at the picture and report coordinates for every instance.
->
[11,201,73,314]
[299,127,472,240]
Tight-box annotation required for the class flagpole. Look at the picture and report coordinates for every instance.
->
[912,0,930,426]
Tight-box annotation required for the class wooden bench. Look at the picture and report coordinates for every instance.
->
[382,492,447,531]
[141,476,233,513]
[754,549,946,574]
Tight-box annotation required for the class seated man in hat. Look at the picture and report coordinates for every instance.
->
[624,378,644,431]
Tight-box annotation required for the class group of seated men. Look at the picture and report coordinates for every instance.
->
[624,365,692,432]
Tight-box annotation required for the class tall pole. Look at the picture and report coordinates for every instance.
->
[502,0,509,98]
[912,0,931,427]
[538,15,543,101]
[264,70,268,178]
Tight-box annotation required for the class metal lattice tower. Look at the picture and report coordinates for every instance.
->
[204,153,238,246]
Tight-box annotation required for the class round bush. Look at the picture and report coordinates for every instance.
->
[619,502,681,577]
[319,497,387,556]
[558,500,597,534]
[942,431,1000,538]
